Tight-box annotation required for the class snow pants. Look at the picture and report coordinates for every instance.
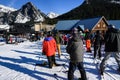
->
[56,44,61,58]
[68,62,87,80]
[100,52,120,73]
[94,45,101,59]
[47,55,56,68]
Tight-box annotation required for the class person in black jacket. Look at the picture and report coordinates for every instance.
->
[100,25,120,75]
[66,28,87,80]
[93,30,104,60]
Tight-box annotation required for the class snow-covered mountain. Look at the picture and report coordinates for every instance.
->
[0,4,16,13]
[110,0,120,4]
[8,2,45,23]
[0,2,46,24]
[47,12,59,19]
[0,2,59,24]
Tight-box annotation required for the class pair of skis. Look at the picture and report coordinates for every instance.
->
[104,72,118,80]
[93,59,118,80]
[106,64,120,74]
[53,73,82,80]
[93,60,105,80]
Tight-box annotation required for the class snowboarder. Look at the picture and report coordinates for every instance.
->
[66,28,87,80]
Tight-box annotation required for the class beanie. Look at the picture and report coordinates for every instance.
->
[72,28,78,33]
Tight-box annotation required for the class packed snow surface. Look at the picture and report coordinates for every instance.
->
[0,39,120,80]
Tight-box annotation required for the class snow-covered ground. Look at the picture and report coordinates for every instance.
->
[0,40,120,80]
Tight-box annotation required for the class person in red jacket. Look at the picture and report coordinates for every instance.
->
[42,32,59,68]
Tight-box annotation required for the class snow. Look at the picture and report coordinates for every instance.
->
[0,39,120,80]
[0,24,10,30]
[15,13,44,23]
[15,13,30,23]
[110,0,120,4]
[47,12,59,19]
[0,4,16,13]
[34,15,44,22]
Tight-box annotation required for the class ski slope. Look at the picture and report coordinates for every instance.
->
[0,40,120,80]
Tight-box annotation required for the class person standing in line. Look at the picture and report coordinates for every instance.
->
[84,29,92,52]
[63,34,69,45]
[54,31,62,58]
[66,28,87,80]
[42,32,60,68]
[100,25,120,75]
[93,30,104,60]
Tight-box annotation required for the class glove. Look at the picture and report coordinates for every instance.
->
[42,52,45,55]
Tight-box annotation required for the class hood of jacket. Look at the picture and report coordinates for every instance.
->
[44,37,53,41]
[72,33,82,42]
[108,28,120,33]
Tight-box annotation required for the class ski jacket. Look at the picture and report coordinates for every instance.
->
[54,33,61,44]
[93,33,104,46]
[84,32,91,40]
[105,28,120,52]
[42,37,57,56]
[66,33,84,62]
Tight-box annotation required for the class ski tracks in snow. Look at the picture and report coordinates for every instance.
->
[84,51,120,80]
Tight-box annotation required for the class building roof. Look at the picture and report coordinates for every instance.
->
[108,20,120,29]
[55,20,80,31]
[73,16,107,30]
[55,16,108,31]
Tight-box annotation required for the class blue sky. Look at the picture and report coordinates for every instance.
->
[0,0,84,15]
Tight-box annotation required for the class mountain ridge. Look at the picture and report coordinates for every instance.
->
[55,0,120,20]
[8,2,45,24]
[0,4,16,13]
[1,0,120,25]
[0,2,50,25]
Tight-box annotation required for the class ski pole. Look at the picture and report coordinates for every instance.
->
[53,73,59,80]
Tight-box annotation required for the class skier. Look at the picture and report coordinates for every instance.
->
[93,30,104,60]
[84,29,92,52]
[100,25,120,75]
[42,32,60,68]
[53,31,62,58]
[66,28,87,80]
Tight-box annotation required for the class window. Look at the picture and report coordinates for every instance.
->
[103,24,106,27]
[97,24,100,27]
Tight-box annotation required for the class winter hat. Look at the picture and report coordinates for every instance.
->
[47,31,52,37]
[72,27,78,33]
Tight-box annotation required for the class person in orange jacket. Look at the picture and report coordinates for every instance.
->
[42,32,60,68]
[84,29,92,52]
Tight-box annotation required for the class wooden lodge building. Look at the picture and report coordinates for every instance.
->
[55,16,109,34]
[6,22,55,36]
